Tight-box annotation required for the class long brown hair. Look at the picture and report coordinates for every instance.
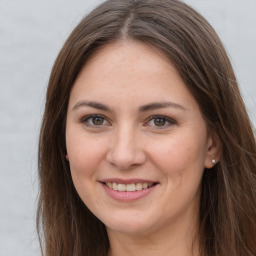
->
[37,0,256,255]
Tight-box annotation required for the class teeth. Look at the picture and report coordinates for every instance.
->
[142,183,148,189]
[112,182,118,191]
[105,182,154,192]
[136,183,142,190]
[107,182,113,189]
[117,183,126,192]
[127,183,136,192]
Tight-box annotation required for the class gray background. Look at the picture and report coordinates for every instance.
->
[0,0,255,255]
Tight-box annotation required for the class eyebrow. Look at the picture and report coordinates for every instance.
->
[139,102,187,112]
[72,101,111,111]
[72,100,187,112]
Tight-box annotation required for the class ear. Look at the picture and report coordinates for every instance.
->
[66,154,69,161]
[204,128,222,169]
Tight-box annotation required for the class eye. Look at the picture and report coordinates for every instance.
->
[81,115,109,127]
[146,116,176,128]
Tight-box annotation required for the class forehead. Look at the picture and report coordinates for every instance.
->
[80,40,173,81]
[69,40,200,113]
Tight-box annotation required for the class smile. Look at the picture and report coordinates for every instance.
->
[105,182,154,192]
[100,179,159,201]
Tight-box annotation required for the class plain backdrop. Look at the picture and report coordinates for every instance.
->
[0,0,255,255]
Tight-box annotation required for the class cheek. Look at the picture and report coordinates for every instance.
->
[148,132,207,217]
[148,130,208,176]
[66,132,108,179]
[66,133,109,204]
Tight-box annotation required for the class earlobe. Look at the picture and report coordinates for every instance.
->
[66,154,69,161]
[204,129,222,169]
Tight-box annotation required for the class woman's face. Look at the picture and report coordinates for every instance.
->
[66,41,218,236]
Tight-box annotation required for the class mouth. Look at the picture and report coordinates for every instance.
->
[100,179,159,201]
[103,182,156,192]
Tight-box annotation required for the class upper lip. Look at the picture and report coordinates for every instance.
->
[100,178,159,184]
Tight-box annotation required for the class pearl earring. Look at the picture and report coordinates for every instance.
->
[211,159,216,164]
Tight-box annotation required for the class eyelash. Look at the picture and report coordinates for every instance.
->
[81,115,109,127]
[81,114,176,129]
[146,115,176,128]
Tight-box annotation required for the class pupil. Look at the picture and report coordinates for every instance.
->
[93,117,104,125]
[154,118,165,126]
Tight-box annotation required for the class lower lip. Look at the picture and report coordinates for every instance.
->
[101,183,157,202]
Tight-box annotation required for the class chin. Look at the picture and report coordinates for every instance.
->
[102,212,160,236]
[106,224,152,236]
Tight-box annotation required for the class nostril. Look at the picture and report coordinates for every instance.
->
[106,149,147,170]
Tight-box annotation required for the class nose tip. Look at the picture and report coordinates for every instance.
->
[106,150,146,170]
[106,134,146,170]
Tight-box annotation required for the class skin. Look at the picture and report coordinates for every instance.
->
[66,40,220,256]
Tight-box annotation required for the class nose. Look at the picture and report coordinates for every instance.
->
[106,126,146,170]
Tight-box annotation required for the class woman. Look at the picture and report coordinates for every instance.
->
[37,0,256,255]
